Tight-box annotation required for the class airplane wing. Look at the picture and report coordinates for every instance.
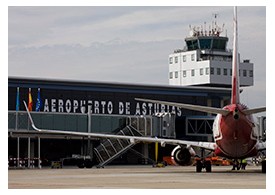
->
[23,101,216,151]
[243,107,266,115]
[135,98,230,116]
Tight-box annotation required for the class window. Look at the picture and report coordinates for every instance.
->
[169,57,173,64]
[200,68,203,75]
[182,55,186,62]
[191,69,195,76]
[249,70,253,77]
[183,70,187,77]
[175,56,178,63]
[230,69,232,76]
[223,68,227,76]
[205,67,209,75]
[175,71,178,78]
[169,72,173,79]
[191,54,195,61]
[217,68,221,75]
[210,67,215,75]
[243,70,247,77]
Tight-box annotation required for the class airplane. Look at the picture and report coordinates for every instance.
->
[23,7,266,173]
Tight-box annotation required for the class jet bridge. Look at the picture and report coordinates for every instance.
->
[94,123,143,168]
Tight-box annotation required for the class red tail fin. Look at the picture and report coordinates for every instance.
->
[231,6,240,104]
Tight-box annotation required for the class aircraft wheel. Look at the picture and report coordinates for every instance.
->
[205,161,212,172]
[84,160,93,168]
[196,160,203,172]
[77,160,85,168]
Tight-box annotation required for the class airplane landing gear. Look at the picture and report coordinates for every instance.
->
[196,148,212,172]
[231,159,241,170]
[196,158,212,172]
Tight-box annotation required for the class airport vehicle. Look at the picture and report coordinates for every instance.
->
[23,7,266,172]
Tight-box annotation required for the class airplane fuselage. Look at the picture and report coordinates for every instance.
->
[213,103,258,159]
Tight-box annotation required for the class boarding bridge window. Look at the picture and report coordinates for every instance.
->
[243,70,247,77]
[182,55,186,62]
[183,70,187,77]
[191,54,195,61]
[191,69,195,76]
[200,68,203,75]
[175,56,178,63]
[169,57,173,64]
[210,67,214,75]
[223,68,227,76]
[175,71,178,78]
[249,70,253,77]
[205,67,209,75]
[217,68,221,75]
[169,72,173,79]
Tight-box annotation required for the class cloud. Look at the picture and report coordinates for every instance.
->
[8,6,266,109]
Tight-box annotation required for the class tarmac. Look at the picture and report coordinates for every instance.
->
[8,165,266,189]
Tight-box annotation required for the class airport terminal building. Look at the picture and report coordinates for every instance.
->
[8,77,232,167]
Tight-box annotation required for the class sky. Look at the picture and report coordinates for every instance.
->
[3,1,274,192]
[8,6,266,111]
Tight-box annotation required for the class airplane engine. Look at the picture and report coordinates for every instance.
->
[171,145,196,166]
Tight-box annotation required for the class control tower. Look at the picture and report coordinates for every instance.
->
[169,16,253,87]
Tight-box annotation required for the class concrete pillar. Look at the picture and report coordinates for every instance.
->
[17,137,20,167]
[28,137,30,168]
[38,137,41,169]
[142,143,149,165]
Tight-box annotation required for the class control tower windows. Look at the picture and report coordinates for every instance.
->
[205,67,209,75]
[200,68,203,75]
[175,56,178,63]
[183,55,186,62]
[186,40,199,50]
[183,70,187,77]
[243,70,247,77]
[249,70,253,77]
[217,68,221,75]
[169,57,173,64]
[212,39,227,50]
[191,54,195,61]
[199,38,212,49]
[210,67,214,75]
[185,37,228,51]
[175,71,178,78]
[223,68,227,76]
[169,72,173,79]
[191,69,195,76]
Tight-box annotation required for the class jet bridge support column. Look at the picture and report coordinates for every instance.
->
[17,137,20,167]
[38,137,41,169]
[142,143,149,165]
[87,105,93,160]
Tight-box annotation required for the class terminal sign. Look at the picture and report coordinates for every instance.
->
[43,98,183,116]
